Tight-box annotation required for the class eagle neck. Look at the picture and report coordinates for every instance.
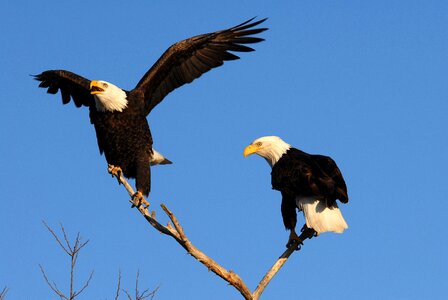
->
[264,143,291,168]
[94,89,128,112]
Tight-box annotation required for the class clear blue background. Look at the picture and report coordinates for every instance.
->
[1,1,447,299]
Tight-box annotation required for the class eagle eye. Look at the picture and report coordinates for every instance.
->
[102,83,108,88]
[255,142,262,147]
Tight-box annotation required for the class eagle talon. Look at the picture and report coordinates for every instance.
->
[131,191,150,208]
[299,224,319,238]
[108,165,123,185]
[287,241,302,251]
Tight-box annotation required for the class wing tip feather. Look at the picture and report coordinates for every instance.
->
[232,17,269,32]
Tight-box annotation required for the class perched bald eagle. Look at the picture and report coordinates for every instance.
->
[244,136,348,247]
[34,18,267,206]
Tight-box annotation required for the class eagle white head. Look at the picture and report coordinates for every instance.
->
[90,80,128,112]
[244,136,292,167]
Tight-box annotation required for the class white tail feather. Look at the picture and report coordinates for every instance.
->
[296,197,348,234]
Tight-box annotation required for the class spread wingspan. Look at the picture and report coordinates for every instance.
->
[134,17,268,115]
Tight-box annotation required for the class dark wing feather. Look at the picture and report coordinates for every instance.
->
[34,70,94,108]
[312,155,349,203]
[134,17,268,115]
[272,148,348,205]
[272,149,319,196]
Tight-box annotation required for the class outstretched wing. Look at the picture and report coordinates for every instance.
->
[34,70,94,108]
[134,17,268,115]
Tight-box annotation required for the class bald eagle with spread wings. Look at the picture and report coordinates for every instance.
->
[35,18,267,206]
[244,136,348,247]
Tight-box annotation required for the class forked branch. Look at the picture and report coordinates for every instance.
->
[109,166,315,300]
[40,222,94,300]
[122,270,159,300]
[0,287,9,300]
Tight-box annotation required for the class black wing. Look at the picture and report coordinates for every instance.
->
[34,70,94,108]
[272,148,348,205]
[271,149,319,196]
[134,17,268,115]
[312,154,348,203]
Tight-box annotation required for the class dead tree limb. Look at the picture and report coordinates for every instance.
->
[122,271,159,300]
[252,227,315,299]
[40,222,94,300]
[0,287,9,300]
[114,270,158,300]
[109,166,315,300]
[114,271,122,300]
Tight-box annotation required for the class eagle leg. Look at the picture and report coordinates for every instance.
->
[286,229,302,250]
[108,164,123,185]
[131,191,150,209]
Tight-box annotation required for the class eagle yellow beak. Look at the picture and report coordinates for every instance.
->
[244,144,258,157]
[90,80,104,95]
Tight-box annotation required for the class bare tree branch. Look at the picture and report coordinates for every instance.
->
[72,271,94,298]
[123,289,132,300]
[61,224,74,253]
[122,271,159,300]
[39,264,68,300]
[160,204,253,299]
[252,228,316,298]
[40,223,93,300]
[42,221,71,256]
[147,286,159,300]
[0,287,9,300]
[109,167,315,300]
[114,271,122,300]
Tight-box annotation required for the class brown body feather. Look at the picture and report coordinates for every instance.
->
[92,93,153,195]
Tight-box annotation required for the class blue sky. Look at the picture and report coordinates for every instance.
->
[1,1,447,299]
